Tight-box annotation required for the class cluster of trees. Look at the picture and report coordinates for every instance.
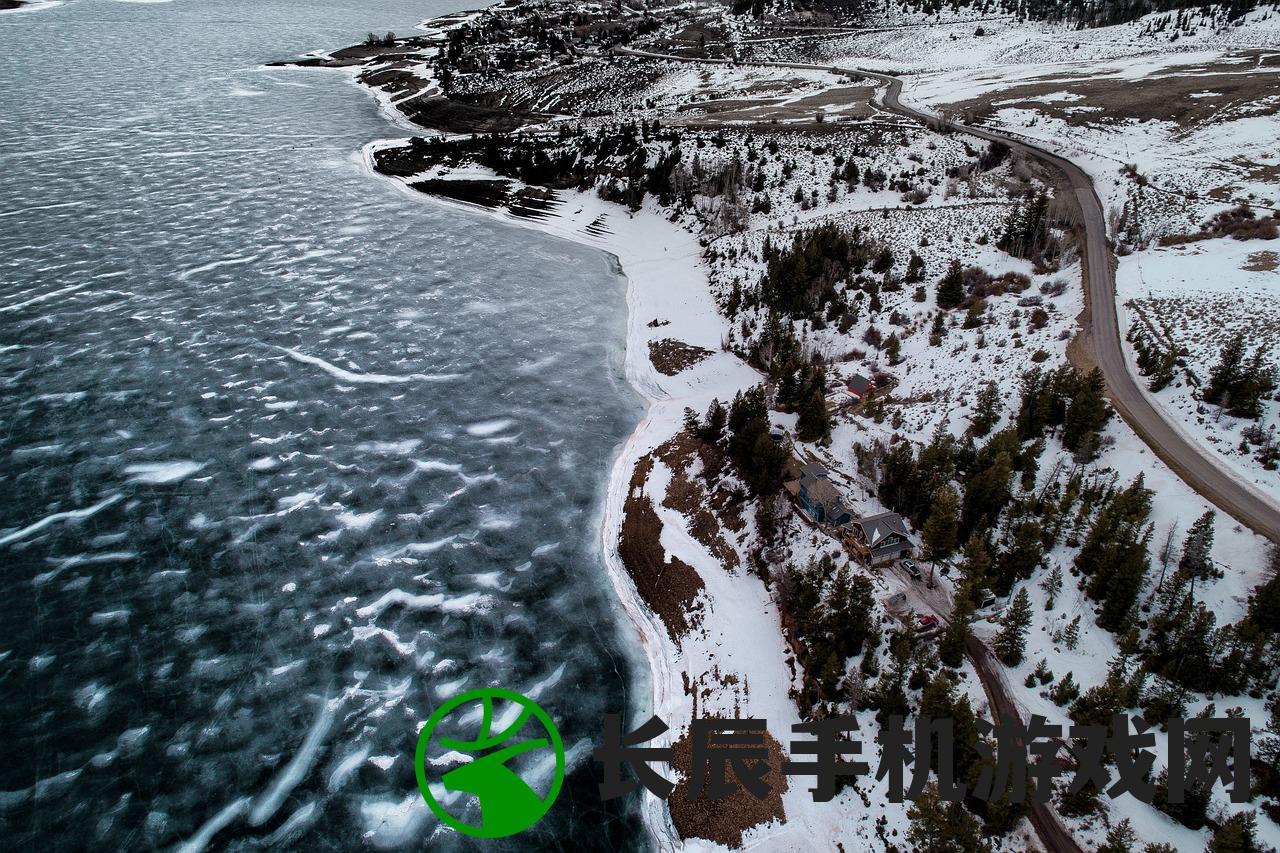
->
[997,190,1062,271]
[749,313,833,443]
[1128,325,1180,391]
[1015,365,1112,460]
[776,555,878,712]
[683,387,788,496]
[1203,332,1277,420]
[757,223,875,319]
[1073,475,1154,632]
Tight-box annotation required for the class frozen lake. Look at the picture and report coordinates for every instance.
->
[0,0,643,848]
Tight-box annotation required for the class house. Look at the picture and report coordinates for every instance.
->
[843,511,913,563]
[846,373,875,400]
[791,462,852,527]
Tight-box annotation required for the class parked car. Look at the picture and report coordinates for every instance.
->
[902,558,922,580]
[917,614,940,630]
[886,592,908,609]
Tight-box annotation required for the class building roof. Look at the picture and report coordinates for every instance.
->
[799,461,828,480]
[804,476,842,509]
[847,373,873,396]
[851,511,910,547]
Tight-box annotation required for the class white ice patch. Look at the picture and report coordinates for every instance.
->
[0,493,123,547]
[124,461,205,485]
[463,417,514,436]
[355,439,422,454]
[276,346,460,385]
[249,700,335,826]
[354,589,491,620]
[336,510,382,531]
[174,797,250,853]
[358,793,431,849]
[328,744,371,791]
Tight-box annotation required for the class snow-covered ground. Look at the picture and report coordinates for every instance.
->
[1116,235,1280,505]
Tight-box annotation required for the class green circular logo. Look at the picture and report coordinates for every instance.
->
[414,687,565,838]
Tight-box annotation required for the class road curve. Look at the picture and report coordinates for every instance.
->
[619,46,1280,547]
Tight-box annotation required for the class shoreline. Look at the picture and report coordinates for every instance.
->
[357,140,753,848]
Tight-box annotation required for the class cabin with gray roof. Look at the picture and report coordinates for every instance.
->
[843,511,913,563]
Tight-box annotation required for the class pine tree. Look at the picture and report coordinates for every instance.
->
[872,246,894,274]
[1041,564,1063,610]
[1049,671,1079,705]
[940,588,973,668]
[1096,818,1136,853]
[1204,333,1247,409]
[906,251,926,283]
[1178,510,1219,581]
[969,380,1001,437]
[906,784,991,853]
[937,259,965,310]
[682,406,701,435]
[1062,367,1110,458]
[1076,476,1153,633]
[994,587,1033,666]
[796,387,831,443]
[922,484,960,565]
[993,519,1043,595]
[700,397,727,445]
[885,332,902,365]
[1062,614,1080,650]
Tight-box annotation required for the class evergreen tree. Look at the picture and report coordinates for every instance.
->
[1041,564,1063,610]
[885,332,902,365]
[872,246,894,274]
[1062,614,1081,650]
[1062,367,1110,458]
[699,397,727,444]
[906,251,926,283]
[1075,476,1154,632]
[937,259,965,309]
[906,784,991,853]
[1178,510,1220,582]
[993,519,1044,595]
[969,380,1001,437]
[1204,334,1276,420]
[940,588,973,669]
[796,386,832,443]
[1204,332,1247,410]
[994,587,1033,666]
[922,484,960,565]
[1097,818,1136,853]
[1049,671,1079,705]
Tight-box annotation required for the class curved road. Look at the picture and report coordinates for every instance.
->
[619,46,1280,547]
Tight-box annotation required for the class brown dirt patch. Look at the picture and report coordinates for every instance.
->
[649,338,713,376]
[618,454,706,640]
[657,434,742,571]
[667,720,788,848]
[397,94,547,134]
[408,179,511,209]
[1244,250,1280,273]
[946,63,1280,128]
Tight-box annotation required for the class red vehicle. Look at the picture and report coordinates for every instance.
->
[917,614,940,630]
